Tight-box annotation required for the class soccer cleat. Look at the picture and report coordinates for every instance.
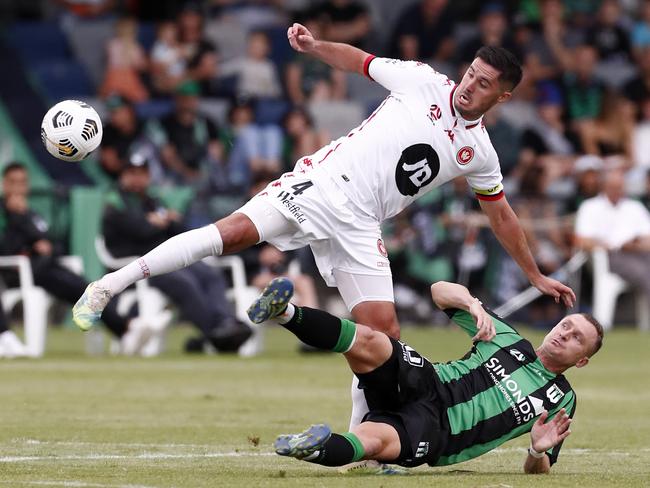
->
[274,424,331,459]
[247,277,294,324]
[73,281,113,331]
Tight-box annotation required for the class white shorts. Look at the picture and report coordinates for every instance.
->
[235,171,393,309]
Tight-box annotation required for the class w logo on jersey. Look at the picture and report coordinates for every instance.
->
[546,384,565,404]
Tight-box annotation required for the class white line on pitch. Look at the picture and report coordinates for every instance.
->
[0,481,156,488]
[0,451,275,463]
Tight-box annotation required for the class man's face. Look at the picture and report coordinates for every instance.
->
[454,58,510,119]
[176,94,198,116]
[539,314,598,369]
[2,168,29,198]
[120,167,150,194]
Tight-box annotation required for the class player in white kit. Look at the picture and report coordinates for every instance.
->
[74,22,574,429]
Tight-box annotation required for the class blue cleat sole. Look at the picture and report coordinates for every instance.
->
[247,277,294,324]
[274,424,331,459]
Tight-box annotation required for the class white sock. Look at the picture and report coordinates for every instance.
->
[100,224,223,295]
[276,303,295,325]
[349,375,369,430]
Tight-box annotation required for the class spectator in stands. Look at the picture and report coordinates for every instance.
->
[285,15,346,105]
[577,91,635,168]
[0,163,158,355]
[316,0,371,47]
[516,82,577,184]
[457,3,519,66]
[575,168,650,301]
[220,30,282,99]
[566,155,604,214]
[585,0,631,64]
[623,46,650,119]
[102,154,252,353]
[631,0,650,58]
[562,44,606,126]
[388,0,456,65]
[99,16,149,103]
[100,95,162,183]
[151,81,223,185]
[282,107,329,169]
[150,21,185,96]
[177,5,218,96]
[223,98,283,184]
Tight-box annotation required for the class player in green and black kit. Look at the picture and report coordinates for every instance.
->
[247,278,604,474]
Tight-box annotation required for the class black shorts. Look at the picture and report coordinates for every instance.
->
[355,338,445,467]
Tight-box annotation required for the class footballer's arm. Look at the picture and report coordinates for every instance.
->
[478,196,575,307]
[287,22,369,76]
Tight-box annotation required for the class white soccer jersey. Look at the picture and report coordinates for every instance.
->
[293,56,505,222]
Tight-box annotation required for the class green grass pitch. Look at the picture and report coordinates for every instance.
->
[0,324,648,487]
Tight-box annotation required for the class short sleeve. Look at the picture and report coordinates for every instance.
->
[366,56,442,93]
[466,149,504,201]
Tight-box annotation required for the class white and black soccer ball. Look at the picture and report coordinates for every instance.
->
[41,100,103,162]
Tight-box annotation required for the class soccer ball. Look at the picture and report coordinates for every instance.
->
[41,100,103,162]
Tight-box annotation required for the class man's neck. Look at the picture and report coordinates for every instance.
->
[535,347,566,375]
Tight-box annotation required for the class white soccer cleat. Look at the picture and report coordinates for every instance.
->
[73,281,113,331]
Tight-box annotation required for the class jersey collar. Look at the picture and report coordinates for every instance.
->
[449,84,483,130]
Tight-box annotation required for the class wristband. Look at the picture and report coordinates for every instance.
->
[528,446,546,459]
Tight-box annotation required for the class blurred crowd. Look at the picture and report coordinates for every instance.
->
[5,0,650,333]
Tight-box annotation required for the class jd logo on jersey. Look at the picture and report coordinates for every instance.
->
[395,144,440,196]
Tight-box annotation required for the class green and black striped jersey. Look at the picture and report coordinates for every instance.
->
[431,308,576,466]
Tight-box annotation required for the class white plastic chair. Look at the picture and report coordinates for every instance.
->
[203,255,263,357]
[591,248,650,331]
[0,254,84,357]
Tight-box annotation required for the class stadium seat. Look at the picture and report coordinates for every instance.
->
[255,99,290,125]
[199,98,230,127]
[8,21,70,64]
[262,26,295,69]
[308,100,365,139]
[64,18,115,87]
[591,248,650,331]
[0,254,83,357]
[31,60,94,102]
[204,18,248,63]
[135,99,174,120]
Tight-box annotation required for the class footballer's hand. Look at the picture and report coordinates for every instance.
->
[470,298,495,342]
[288,23,316,53]
[530,409,572,453]
[531,275,576,308]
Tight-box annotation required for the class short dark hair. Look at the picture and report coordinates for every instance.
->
[475,46,523,91]
[2,162,27,178]
[580,313,604,357]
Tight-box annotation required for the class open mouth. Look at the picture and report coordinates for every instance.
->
[458,92,471,105]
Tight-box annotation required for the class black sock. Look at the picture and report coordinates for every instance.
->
[282,306,356,352]
[307,433,365,466]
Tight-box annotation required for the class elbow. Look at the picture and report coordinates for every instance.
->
[430,281,451,309]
